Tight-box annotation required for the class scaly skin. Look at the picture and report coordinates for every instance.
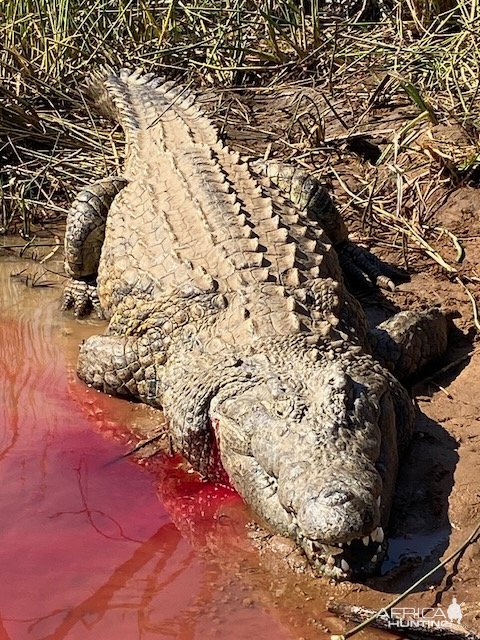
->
[63,68,448,579]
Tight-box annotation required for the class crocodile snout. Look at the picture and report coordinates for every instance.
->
[275,455,382,545]
[210,353,392,578]
[296,486,379,544]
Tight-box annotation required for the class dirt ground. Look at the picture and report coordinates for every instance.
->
[362,187,480,634]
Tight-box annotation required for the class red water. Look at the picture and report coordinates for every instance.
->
[0,274,313,640]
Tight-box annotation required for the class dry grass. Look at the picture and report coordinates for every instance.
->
[0,0,339,233]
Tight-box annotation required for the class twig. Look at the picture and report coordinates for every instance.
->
[331,168,458,274]
[104,432,166,466]
[415,348,478,388]
[429,227,465,264]
[455,278,480,333]
[147,80,194,129]
[39,234,60,263]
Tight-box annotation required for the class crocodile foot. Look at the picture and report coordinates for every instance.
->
[337,241,409,292]
[62,279,104,319]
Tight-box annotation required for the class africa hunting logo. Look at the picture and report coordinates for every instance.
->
[379,597,464,630]
[447,597,463,624]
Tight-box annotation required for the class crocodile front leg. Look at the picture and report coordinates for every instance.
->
[368,307,448,380]
[63,177,127,317]
[220,448,296,536]
[78,330,166,404]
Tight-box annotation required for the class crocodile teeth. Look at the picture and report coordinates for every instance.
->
[362,536,370,546]
[340,559,350,573]
[346,540,351,546]
[371,526,384,543]
[326,555,335,566]
[371,554,378,564]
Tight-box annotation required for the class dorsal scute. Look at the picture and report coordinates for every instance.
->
[88,68,344,338]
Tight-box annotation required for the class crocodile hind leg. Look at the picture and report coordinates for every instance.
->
[252,160,407,291]
[368,307,448,380]
[63,177,127,317]
[77,294,172,404]
[77,287,225,406]
[254,160,449,375]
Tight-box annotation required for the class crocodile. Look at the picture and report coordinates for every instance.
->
[63,68,448,579]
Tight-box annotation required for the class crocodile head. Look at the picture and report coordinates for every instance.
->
[208,343,407,579]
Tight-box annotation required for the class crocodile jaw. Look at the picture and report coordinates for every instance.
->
[298,517,387,579]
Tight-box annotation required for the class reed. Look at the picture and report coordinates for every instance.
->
[0,0,478,236]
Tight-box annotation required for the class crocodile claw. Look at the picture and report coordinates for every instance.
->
[62,279,104,319]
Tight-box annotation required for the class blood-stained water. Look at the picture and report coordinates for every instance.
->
[0,260,297,640]
[0,258,393,640]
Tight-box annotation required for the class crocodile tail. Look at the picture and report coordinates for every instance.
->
[84,67,153,135]
[85,67,221,142]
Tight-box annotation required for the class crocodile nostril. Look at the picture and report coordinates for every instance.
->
[321,489,354,506]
